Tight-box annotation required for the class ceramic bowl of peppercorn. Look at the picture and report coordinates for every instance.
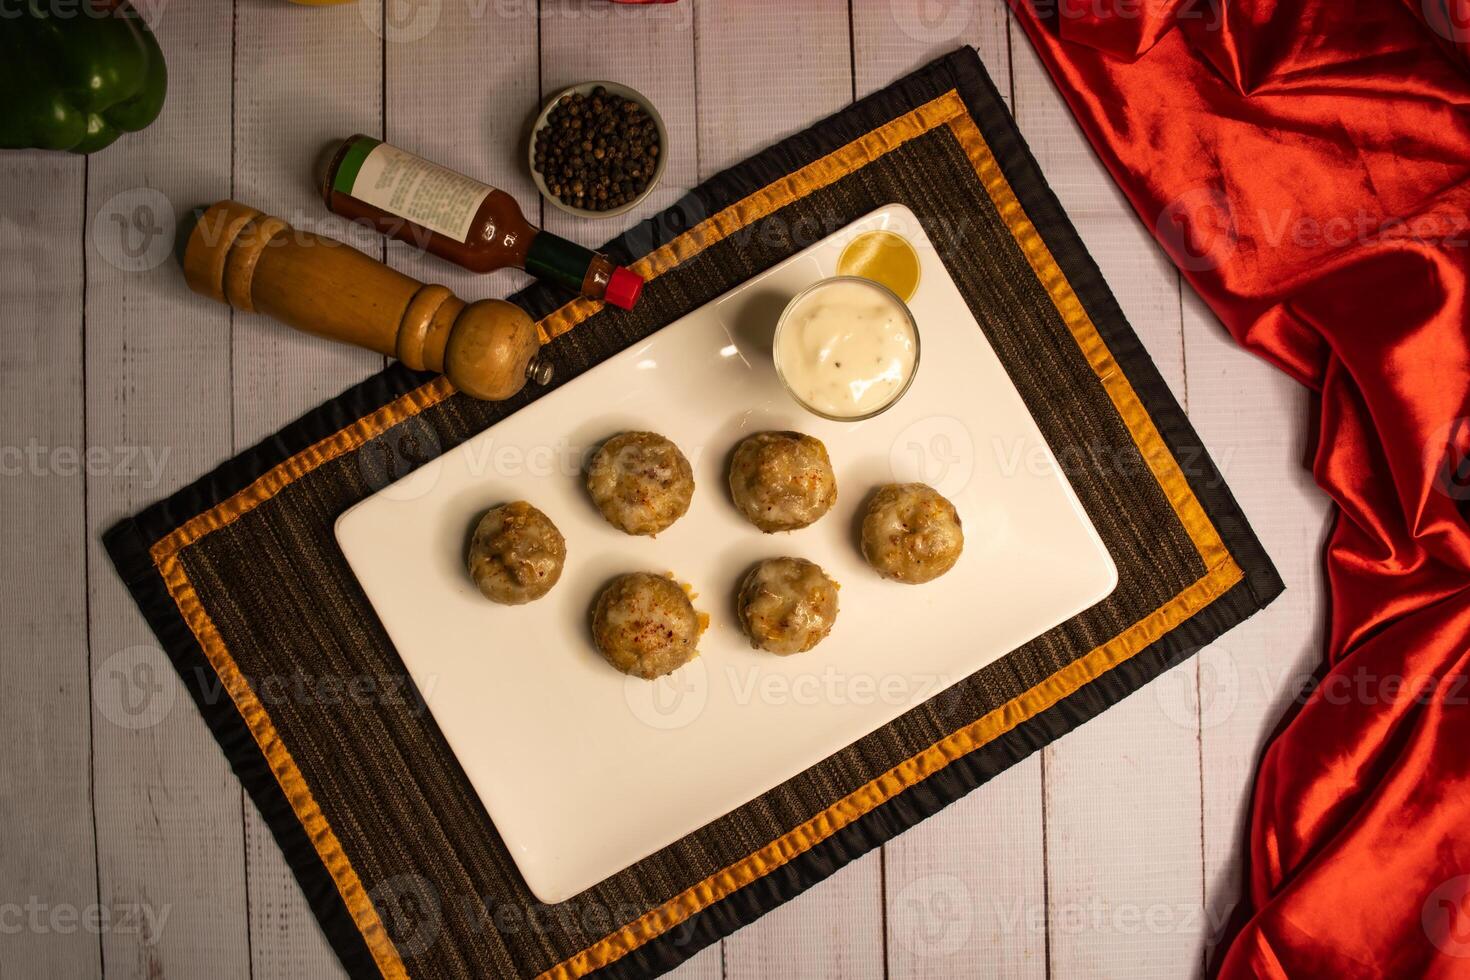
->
[529,81,667,219]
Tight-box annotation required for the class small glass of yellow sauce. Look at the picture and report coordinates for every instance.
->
[773,276,920,421]
[836,229,921,302]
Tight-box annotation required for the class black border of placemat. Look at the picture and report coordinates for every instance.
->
[105,48,1281,980]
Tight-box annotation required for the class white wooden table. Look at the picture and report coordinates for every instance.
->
[0,2,1333,977]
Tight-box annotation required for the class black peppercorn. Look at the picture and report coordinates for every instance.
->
[534,87,661,213]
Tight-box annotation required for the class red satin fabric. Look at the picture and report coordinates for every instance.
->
[1008,1,1470,974]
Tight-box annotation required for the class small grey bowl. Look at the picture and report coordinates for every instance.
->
[528,81,667,220]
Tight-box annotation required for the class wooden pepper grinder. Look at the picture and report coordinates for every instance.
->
[180,200,552,400]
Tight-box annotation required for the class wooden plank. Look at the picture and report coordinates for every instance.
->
[693,0,854,177]
[853,0,1011,107]
[849,10,1046,978]
[1182,289,1332,969]
[0,155,98,979]
[382,0,540,301]
[692,3,885,976]
[539,0,699,252]
[231,2,388,977]
[83,0,249,976]
[723,860,885,980]
[231,0,387,435]
[884,762,1046,979]
[1008,24,1208,978]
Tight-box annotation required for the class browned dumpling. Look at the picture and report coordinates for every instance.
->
[592,572,703,679]
[467,501,567,604]
[586,431,695,536]
[860,483,963,584]
[728,431,837,533]
[737,557,839,655]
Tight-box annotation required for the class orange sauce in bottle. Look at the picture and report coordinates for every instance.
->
[320,135,642,309]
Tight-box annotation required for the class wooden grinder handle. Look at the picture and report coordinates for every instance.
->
[181,200,550,400]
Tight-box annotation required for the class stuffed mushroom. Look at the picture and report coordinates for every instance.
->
[586,431,695,536]
[728,431,837,533]
[467,501,567,604]
[736,557,840,655]
[592,572,703,679]
[860,483,963,584]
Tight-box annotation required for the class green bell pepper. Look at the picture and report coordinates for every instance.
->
[0,0,168,154]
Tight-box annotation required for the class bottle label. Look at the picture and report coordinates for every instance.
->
[346,141,492,243]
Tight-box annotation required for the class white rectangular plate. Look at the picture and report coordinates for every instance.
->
[336,204,1117,903]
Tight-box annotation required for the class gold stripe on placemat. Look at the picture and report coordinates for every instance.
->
[145,86,1243,979]
[150,90,967,565]
[155,550,410,980]
[536,89,969,344]
[942,112,1232,572]
[539,569,1238,980]
[535,101,1244,980]
[151,377,456,562]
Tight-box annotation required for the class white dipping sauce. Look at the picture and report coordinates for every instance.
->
[775,278,918,419]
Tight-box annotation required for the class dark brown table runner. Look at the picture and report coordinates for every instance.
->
[106,47,1281,980]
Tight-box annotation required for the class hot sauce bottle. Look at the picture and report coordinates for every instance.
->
[320,135,644,310]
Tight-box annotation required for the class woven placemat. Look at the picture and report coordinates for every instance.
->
[106,47,1281,980]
